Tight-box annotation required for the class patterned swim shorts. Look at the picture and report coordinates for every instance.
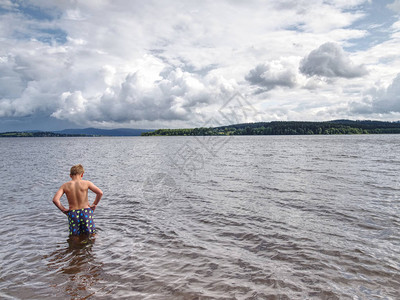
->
[67,208,96,235]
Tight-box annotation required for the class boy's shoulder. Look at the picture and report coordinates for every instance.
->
[61,179,92,187]
[61,181,72,187]
[81,180,94,187]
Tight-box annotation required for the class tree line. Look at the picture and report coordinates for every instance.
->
[141,120,400,136]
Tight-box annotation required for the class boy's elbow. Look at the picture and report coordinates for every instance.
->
[98,190,103,196]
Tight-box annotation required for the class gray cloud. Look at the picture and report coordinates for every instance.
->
[245,61,297,91]
[361,74,400,114]
[378,74,400,113]
[0,45,72,118]
[299,42,368,78]
[387,0,400,13]
[349,73,400,115]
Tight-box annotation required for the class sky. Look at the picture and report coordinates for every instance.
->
[1,0,400,131]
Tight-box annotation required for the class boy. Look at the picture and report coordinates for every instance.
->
[53,164,103,235]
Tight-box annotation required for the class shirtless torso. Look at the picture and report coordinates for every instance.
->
[53,174,103,213]
[62,179,91,210]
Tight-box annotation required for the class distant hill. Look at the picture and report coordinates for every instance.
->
[0,131,87,137]
[55,128,154,136]
[0,128,154,137]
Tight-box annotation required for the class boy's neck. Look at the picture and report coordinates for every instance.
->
[70,174,83,181]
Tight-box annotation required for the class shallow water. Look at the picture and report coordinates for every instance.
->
[0,135,399,299]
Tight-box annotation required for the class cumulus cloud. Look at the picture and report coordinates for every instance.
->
[0,43,69,117]
[300,42,368,78]
[51,63,235,126]
[245,60,297,92]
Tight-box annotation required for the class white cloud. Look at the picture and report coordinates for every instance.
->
[51,58,236,126]
[299,42,368,78]
[272,0,365,33]
[0,0,17,10]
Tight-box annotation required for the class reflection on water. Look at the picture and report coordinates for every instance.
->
[45,236,102,299]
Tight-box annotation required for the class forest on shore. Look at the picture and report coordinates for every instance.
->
[141,120,400,136]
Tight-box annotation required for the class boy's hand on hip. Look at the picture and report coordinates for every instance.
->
[90,204,97,211]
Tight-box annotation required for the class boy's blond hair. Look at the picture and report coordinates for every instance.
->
[70,164,84,176]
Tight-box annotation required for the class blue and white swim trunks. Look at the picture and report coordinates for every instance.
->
[67,208,96,235]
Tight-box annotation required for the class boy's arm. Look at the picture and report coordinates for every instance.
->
[52,186,69,214]
[88,182,103,211]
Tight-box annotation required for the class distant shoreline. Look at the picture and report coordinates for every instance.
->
[142,120,400,136]
[3,120,400,137]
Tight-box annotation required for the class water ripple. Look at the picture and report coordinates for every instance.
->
[0,136,400,299]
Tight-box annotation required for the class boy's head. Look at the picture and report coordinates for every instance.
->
[70,164,84,176]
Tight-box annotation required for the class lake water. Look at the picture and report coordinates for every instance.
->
[0,135,399,299]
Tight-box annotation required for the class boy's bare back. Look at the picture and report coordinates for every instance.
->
[53,164,103,214]
[61,179,101,210]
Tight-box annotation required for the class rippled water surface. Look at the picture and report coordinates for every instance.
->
[0,135,399,299]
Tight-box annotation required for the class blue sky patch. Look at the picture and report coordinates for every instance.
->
[36,28,68,45]
[345,1,398,52]
[11,0,57,21]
